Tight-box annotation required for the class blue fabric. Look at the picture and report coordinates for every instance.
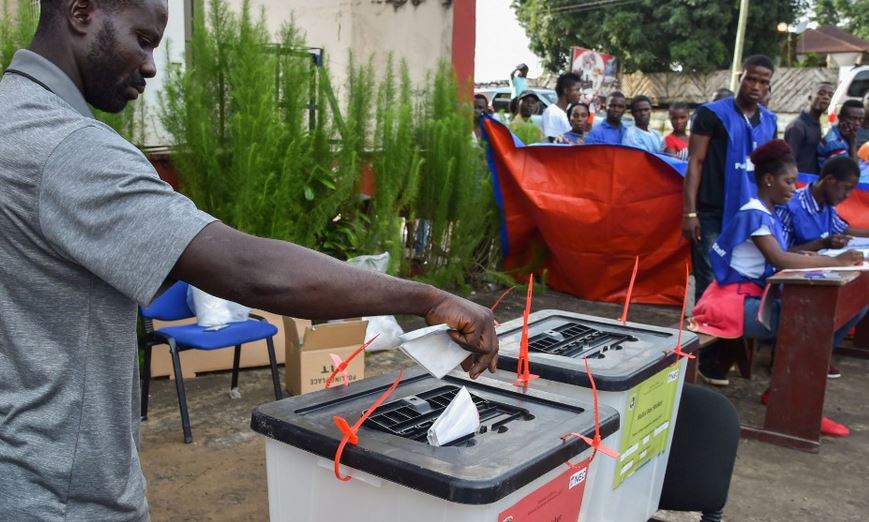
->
[585,120,626,145]
[710,203,786,285]
[817,124,849,168]
[622,126,663,153]
[480,114,511,256]
[140,281,193,321]
[703,98,777,229]
[776,184,849,248]
[157,320,278,350]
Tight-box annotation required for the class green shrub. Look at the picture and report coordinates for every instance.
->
[1,0,37,73]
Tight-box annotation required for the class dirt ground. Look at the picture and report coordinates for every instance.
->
[139,287,869,521]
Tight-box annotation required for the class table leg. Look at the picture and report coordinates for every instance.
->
[741,286,837,452]
[838,313,869,359]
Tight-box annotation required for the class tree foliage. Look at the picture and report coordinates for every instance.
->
[512,0,807,73]
[813,0,869,40]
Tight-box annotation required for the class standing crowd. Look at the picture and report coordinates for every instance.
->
[483,55,869,438]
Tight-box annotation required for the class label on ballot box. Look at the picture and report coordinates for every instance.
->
[497,457,590,522]
[612,366,679,489]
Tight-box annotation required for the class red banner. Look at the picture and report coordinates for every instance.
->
[484,118,689,305]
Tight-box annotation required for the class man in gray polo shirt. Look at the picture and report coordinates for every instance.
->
[0,1,498,520]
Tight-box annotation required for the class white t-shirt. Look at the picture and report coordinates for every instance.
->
[730,200,773,279]
[541,104,571,139]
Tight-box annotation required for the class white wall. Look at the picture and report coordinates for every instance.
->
[225,0,454,98]
[141,0,187,147]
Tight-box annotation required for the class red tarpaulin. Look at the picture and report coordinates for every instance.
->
[483,118,689,306]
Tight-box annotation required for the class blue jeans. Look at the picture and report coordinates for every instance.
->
[744,297,868,351]
[691,210,722,303]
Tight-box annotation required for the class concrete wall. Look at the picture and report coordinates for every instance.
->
[224,0,454,97]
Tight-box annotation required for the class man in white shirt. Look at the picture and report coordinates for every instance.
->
[542,72,582,142]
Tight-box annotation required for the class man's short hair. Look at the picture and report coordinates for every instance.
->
[820,155,860,182]
[555,72,582,97]
[608,91,626,101]
[840,99,864,115]
[40,0,132,24]
[712,88,734,101]
[630,95,652,111]
[669,101,690,112]
[742,54,775,73]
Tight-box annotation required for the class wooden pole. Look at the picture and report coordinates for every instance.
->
[729,0,750,92]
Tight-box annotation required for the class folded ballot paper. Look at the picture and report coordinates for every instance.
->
[427,386,480,447]
[399,324,469,379]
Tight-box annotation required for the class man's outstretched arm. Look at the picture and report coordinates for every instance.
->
[169,221,498,378]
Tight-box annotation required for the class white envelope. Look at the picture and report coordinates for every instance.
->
[399,324,469,379]
[427,386,480,446]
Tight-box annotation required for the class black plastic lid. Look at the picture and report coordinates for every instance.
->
[495,310,700,391]
[250,367,619,504]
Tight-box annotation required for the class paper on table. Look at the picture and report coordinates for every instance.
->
[399,324,469,379]
[427,386,480,447]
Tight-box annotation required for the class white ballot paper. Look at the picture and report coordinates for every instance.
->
[399,324,469,379]
[427,386,480,447]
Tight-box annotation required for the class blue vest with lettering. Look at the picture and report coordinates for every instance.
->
[704,98,777,228]
[710,201,786,285]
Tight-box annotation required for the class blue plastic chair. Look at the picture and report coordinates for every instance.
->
[140,281,282,443]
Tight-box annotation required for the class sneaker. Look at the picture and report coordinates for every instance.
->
[827,365,841,379]
[820,417,850,437]
[698,367,730,386]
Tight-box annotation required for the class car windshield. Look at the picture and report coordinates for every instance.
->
[537,91,557,105]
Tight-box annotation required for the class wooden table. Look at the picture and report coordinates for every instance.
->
[741,269,869,452]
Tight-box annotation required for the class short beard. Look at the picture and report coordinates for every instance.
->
[84,19,132,113]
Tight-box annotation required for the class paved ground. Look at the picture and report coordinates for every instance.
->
[139,287,869,521]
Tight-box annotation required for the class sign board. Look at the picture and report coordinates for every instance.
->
[570,47,619,114]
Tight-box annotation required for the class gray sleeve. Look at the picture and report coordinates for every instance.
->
[39,125,216,305]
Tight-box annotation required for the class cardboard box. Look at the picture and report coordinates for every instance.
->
[283,317,368,395]
[150,309,294,379]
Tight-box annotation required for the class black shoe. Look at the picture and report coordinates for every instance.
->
[698,366,730,386]
[828,365,842,379]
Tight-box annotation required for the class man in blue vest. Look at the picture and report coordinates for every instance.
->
[682,55,778,385]
[585,91,627,145]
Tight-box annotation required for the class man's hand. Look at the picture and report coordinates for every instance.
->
[835,249,865,265]
[424,293,498,379]
[682,215,701,243]
[825,234,853,249]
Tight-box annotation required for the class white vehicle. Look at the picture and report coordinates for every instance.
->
[828,65,869,120]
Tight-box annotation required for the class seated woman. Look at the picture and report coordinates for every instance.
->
[690,140,865,437]
[556,102,590,145]
[777,155,869,252]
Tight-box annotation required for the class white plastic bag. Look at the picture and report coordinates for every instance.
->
[186,286,251,328]
[344,252,404,351]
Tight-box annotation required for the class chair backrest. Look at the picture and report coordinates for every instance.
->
[140,281,194,321]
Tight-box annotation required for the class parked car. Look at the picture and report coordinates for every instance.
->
[828,65,869,121]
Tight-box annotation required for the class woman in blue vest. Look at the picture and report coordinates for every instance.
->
[691,140,864,436]
[777,155,869,252]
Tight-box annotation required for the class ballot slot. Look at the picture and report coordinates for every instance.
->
[528,321,638,358]
[362,385,536,445]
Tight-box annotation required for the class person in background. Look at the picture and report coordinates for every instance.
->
[711,88,734,102]
[859,142,869,182]
[585,91,627,145]
[663,101,690,160]
[690,140,863,435]
[542,72,582,142]
[818,99,866,168]
[682,55,778,385]
[473,93,492,141]
[784,81,834,175]
[856,91,869,149]
[622,95,663,153]
[509,90,544,144]
[777,155,869,254]
[557,102,590,145]
[509,63,529,99]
